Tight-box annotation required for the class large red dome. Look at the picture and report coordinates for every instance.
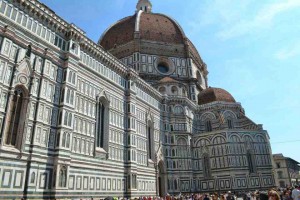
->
[99,12,185,50]
[98,10,203,67]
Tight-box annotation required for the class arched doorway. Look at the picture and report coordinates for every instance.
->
[158,160,166,197]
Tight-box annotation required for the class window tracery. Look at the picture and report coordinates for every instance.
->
[5,87,28,149]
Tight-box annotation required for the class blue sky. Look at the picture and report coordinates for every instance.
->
[40,0,300,162]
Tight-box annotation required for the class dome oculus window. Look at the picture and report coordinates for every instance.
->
[157,63,169,74]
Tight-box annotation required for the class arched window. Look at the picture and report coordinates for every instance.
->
[68,113,72,127]
[60,88,65,103]
[174,179,178,190]
[173,106,183,114]
[172,149,176,157]
[96,96,109,150]
[147,126,152,159]
[72,73,76,84]
[159,86,166,94]
[64,111,68,125]
[247,150,256,173]
[205,120,212,132]
[68,71,72,83]
[66,133,70,148]
[97,102,105,148]
[5,87,28,148]
[66,89,70,103]
[73,138,77,152]
[203,154,211,178]
[58,166,67,187]
[62,132,66,147]
[227,119,233,129]
[182,88,187,96]
[171,86,178,95]
[30,172,35,184]
[171,136,175,144]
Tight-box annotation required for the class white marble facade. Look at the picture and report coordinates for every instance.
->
[0,0,274,199]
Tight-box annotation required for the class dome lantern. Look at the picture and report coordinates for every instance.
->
[136,0,152,13]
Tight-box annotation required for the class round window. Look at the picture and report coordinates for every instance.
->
[157,63,169,74]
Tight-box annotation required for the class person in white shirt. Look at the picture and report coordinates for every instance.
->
[292,185,300,200]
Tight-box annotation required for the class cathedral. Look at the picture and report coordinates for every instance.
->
[0,0,275,199]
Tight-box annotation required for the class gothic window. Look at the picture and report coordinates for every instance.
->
[171,86,178,95]
[172,149,176,157]
[62,132,66,147]
[247,150,256,173]
[68,113,72,127]
[158,86,166,94]
[68,71,73,83]
[96,96,109,150]
[66,88,70,103]
[97,102,105,147]
[203,154,211,178]
[174,179,178,190]
[171,136,175,144]
[66,133,70,148]
[127,174,131,189]
[182,88,187,96]
[5,87,28,148]
[58,166,67,187]
[147,126,152,159]
[63,111,72,127]
[173,106,183,114]
[227,119,233,129]
[205,120,212,132]
[60,88,65,103]
[173,161,176,169]
[132,174,137,189]
[30,172,35,184]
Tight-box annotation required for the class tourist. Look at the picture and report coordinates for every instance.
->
[269,190,280,200]
[204,194,210,200]
[292,185,300,200]
[226,191,235,200]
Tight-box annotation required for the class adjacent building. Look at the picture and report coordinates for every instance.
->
[0,0,275,198]
[273,154,300,187]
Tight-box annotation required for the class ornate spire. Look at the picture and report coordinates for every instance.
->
[136,0,152,13]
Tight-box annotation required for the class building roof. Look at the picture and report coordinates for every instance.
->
[198,87,236,105]
[99,12,185,50]
[158,77,179,84]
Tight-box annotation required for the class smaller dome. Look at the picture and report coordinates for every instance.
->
[198,87,235,105]
[158,77,178,84]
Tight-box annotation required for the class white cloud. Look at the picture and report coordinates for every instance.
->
[187,0,251,35]
[217,0,300,40]
[275,42,300,60]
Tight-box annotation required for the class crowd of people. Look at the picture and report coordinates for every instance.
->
[135,184,300,200]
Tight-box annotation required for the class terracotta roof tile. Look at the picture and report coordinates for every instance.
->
[198,87,236,105]
[158,77,178,83]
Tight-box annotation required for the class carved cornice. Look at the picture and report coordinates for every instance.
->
[164,95,197,110]
[197,101,242,113]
